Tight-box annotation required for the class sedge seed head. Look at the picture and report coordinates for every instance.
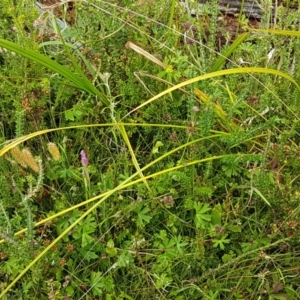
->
[47,142,61,161]
[10,146,28,168]
[21,148,39,173]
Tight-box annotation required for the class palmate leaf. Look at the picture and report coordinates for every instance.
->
[0,38,109,106]
[213,234,230,250]
[194,202,212,229]
[135,205,152,227]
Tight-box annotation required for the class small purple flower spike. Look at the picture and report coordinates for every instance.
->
[80,150,88,166]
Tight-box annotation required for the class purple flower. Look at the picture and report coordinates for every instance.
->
[80,150,88,167]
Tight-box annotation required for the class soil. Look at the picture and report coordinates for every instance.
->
[35,1,291,47]
[39,0,60,4]
[38,0,76,24]
[37,0,259,39]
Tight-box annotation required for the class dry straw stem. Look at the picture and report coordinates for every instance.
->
[126,41,167,68]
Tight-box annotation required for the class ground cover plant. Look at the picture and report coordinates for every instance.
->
[0,0,300,299]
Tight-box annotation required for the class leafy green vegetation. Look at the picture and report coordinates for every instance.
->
[0,0,300,299]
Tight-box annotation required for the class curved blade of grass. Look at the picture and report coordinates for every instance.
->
[134,71,190,95]
[0,38,109,106]
[210,32,250,72]
[123,67,300,119]
[248,28,300,37]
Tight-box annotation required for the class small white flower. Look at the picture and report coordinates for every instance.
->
[267,48,276,63]
[237,57,251,65]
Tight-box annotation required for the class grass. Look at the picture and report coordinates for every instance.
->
[0,0,300,299]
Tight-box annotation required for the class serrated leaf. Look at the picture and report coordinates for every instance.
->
[195,203,211,214]
[222,254,232,263]
[65,110,75,121]
[82,232,94,248]
[194,203,212,228]
[90,271,103,296]
[136,207,152,227]
[106,247,118,257]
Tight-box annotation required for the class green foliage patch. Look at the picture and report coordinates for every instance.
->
[0,0,300,299]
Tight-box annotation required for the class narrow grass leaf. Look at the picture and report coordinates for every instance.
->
[248,28,300,37]
[0,123,189,157]
[0,38,109,106]
[252,187,271,207]
[210,32,250,72]
[117,123,150,190]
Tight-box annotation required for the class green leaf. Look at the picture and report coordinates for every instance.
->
[222,254,233,263]
[58,166,81,180]
[79,250,98,262]
[66,286,74,296]
[105,238,118,256]
[65,109,83,121]
[101,276,115,293]
[116,251,134,267]
[155,273,173,289]
[252,187,271,206]
[171,235,188,254]
[211,204,222,225]
[105,247,118,257]
[82,232,94,247]
[194,203,212,228]
[65,110,75,121]
[90,272,103,296]
[134,204,152,227]
[210,32,250,72]
[227,225,242,233]
[213,234,230,250]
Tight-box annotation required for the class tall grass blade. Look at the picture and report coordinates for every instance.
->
[248,28,300,37]
[210,32,250,72]
[117,123,150,190]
